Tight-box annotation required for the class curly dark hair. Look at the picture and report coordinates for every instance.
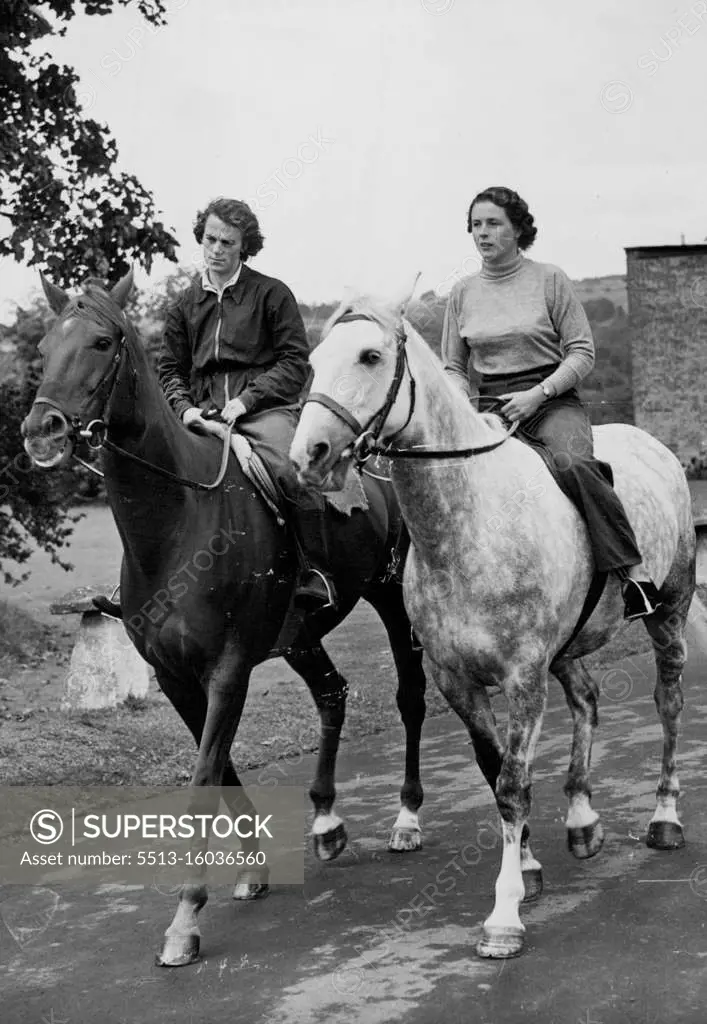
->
[467,186,537,251]
[193,198,265,261]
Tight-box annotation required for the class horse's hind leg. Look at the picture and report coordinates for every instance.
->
[224,760,271,902]
[285,637,350,861]
[552,658,605,859]
[366,581,427,853]
[643,589,690,850]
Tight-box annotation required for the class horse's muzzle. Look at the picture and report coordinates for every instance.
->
[292,443,352,493]
[22,404,73,468]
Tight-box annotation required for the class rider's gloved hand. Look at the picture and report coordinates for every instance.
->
[222,398,247,425]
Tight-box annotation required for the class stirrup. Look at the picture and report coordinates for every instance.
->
[92,594,123,620]
[621,579,662,621]
[294,569,337,613]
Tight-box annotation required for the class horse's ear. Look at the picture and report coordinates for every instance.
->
[39,272,70,314]
[110,267,134,309]
[389,271,423,317]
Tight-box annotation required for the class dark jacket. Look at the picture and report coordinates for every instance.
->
[158,264,310,420]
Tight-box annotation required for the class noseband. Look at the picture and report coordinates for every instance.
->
[305,313,517,467]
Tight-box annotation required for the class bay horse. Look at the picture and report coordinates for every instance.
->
[21,270,427,967]
[290,294,697,959]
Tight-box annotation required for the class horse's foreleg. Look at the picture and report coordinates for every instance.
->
[285,639,349,861]
[434,666,543,898]
[157,650,251,968]
[552,658,605,859]
[644,601,689,850]
[477,674,547,959]
[367,582,427,853]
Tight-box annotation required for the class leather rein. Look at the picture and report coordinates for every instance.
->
[34,329,234,492]
[305,313,518,467]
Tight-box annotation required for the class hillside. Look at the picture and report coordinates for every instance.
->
[573,275,627,312]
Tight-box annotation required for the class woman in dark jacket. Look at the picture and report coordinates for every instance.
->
[157,196,336,613]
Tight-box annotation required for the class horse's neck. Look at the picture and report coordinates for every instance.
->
[402,334,499,452]
[391,333,521,545]
[107,334,197,465]
[101,339,208,571]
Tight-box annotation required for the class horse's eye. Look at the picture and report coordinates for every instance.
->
[94,336,113,352]
[360,350,382,366]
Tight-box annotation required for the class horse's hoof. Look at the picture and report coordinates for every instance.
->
[646,821,685,850]
[388,827,422,853]
[522,867,543,902]
[313,823,347,861]
[476,925,524,959]
[155,934,200,967]
[232,881,270,901]
[232,868,268,901]
[567,820,605,859]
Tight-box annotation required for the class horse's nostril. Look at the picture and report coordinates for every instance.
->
[310,441,330,464]
[40,410,69,439]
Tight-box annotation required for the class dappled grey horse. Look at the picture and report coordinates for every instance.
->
[290,294,696,959]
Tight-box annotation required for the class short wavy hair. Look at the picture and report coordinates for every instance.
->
[193,198,265,261]
[467,186,537,251]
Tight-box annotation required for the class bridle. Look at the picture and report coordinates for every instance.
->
[305,313,518,468]
[306,313,417,464]
[30,317,234,492]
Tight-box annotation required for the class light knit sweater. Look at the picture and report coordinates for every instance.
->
[441,254,595,398]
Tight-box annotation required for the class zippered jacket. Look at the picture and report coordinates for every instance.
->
[158,264,310,420]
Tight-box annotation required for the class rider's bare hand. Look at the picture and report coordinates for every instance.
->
[499,387,545,423]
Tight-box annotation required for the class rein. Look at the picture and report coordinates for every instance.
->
[306,313,517,466]
[35,322,235,493]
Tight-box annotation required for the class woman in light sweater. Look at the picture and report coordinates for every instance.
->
[441,185,660,620]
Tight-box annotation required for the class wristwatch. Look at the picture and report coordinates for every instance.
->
[539,381,554,400]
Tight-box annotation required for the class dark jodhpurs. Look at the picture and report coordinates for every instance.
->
[197,400,329,577]
[478,365,642,574]
[236,405,324,512]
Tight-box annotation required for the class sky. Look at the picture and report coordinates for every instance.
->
[2,0,707,315]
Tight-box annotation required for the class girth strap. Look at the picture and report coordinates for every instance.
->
[551,571,608,664]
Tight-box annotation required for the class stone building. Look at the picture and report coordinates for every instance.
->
[626,244,707,464]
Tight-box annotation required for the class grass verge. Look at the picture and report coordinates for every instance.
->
[0,602,652,787]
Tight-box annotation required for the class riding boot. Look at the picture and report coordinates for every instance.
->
[290,506,338,613]
[92,594,122,619]
[620,578,663,621]
[615,568,663,620]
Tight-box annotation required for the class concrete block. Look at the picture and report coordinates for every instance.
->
[61,611,149,711]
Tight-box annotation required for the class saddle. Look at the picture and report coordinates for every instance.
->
[228,432,370,523]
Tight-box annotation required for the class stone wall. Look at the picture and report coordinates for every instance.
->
[626,245,707,463]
